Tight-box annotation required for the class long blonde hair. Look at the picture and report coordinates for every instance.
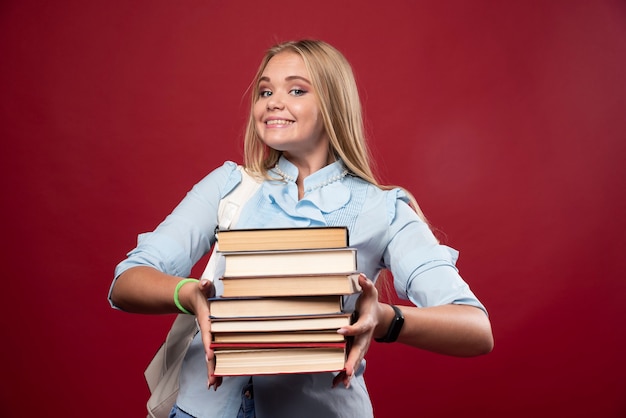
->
[243,39,426,221]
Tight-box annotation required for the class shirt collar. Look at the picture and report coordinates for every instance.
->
[261,156,351,224]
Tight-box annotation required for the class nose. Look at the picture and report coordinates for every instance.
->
[266,93,285,110]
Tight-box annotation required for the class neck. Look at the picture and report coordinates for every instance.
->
[282,151,334,180]
[281,151,335,200]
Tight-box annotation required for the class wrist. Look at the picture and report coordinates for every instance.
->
[373,303,394,339]
[174,278,199,314]
[374,304,404,343]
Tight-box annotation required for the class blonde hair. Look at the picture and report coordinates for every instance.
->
[243,39,426,221]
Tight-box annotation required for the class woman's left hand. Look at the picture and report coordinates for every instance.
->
[333,273,383,388]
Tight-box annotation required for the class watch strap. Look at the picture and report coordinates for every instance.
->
[374,304,404,343]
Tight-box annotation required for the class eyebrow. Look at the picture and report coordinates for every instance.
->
[258,75,312,84]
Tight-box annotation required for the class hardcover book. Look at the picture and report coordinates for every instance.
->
[220,272,361,298]
[216,226,349,252]
[211,330,345,344]
[211,343,346,376]
[209,295,344,318]
[220,248,357,278]
[209,312,353,333]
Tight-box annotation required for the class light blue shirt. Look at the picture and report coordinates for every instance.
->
[111,157,486,418]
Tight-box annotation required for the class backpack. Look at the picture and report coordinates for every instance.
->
[144,166,262,418]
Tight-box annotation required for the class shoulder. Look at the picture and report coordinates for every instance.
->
[192,161,243,199]
[352,178,414,225]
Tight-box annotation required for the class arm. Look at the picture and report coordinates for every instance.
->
[372,295,493,357]
[335,276,493,388]
[108,160,240,311]
[376,194,493,355]
[108,162,241,389]
[111,266,223,389]
[334,193,493,387]
[110,266,210,314]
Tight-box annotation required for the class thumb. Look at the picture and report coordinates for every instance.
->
[199,279,216,298]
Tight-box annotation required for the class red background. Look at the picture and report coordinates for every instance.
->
[2,1,625,417]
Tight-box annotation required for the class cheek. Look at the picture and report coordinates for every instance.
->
[253,103,265,133]
[313,111,325,134]
[295,103,321,126]
[253,101,264,120]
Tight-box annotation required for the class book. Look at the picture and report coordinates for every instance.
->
[209,312,352,333]
[220,272,361,298]
[211,330,345,344]
[221,248,357,278]
[209,226,358,376]
[209,295,344,318]
[216,226,349,252]
[211,343,346,376]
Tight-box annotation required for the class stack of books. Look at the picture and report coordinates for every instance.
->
[209,226,361,376]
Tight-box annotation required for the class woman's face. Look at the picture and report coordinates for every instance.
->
[253,52,328,160]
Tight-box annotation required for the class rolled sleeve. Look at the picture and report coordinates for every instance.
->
[384,191,487,314]
[108,161,241,309]
[115,232,195,278]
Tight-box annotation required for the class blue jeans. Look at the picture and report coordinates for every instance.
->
[168,405,195,418]
[237,380,255,418]
[168,380,255,418]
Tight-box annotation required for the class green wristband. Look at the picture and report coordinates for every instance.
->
[174,278,199,315]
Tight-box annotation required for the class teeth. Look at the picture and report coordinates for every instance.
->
[266,120,293,125]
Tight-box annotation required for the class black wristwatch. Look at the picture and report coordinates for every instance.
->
[374,304,404,343]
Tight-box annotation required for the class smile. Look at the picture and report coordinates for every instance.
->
[265,119,294,126]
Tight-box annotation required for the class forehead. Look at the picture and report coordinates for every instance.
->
[261,51,309,80]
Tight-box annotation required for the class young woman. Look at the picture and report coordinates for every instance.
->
[109,39,493,418]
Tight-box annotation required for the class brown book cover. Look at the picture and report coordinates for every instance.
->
[216,226,349,252]
[220,272,361,298]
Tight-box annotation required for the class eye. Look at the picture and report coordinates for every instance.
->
[290,88,307,96]
[259,90,272,98]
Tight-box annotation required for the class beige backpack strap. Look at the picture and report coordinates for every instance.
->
[201,166,261,280]
[146,165,261,418]
[217,165,262,230]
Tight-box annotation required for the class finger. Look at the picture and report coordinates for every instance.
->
[357,274,378,299]
[337,308,376,337]
[332,335,363,389]
[332,362,356,388]
[199,279,216,298]
[343,336,371,388]
[202,331,218,389]
[195,302,221,390]
[337,322,367,337]
[206,350,223,390]
[332,370,352,388]
[343,342,363,378]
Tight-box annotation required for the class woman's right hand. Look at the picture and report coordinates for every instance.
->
[112,268,224,389]
[179,278,223,390]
